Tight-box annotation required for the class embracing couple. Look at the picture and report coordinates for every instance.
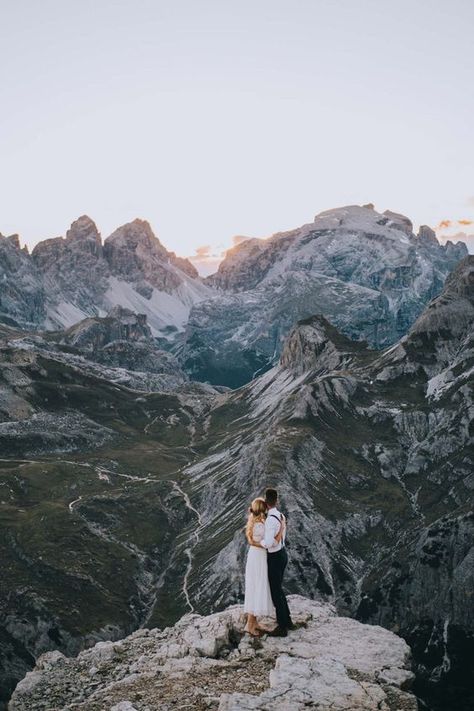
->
[243,487,294,637]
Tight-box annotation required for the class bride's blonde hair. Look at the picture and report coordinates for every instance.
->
[245,497,267,544]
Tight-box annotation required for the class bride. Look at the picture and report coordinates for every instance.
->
[243,497,285,636]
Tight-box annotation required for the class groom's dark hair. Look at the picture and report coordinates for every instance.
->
[265,488,278,507]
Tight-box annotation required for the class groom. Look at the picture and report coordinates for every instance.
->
[261,487,294,637]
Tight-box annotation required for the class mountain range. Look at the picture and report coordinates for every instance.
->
[0,205,472,711]
[1,205,468,387]
[0,215,211,335]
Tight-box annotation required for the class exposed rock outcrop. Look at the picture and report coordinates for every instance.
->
[279,314,369,376]
[0,233,45,329]
[58,306,183,376]
[103,219,198,292]
[9,596,418,711]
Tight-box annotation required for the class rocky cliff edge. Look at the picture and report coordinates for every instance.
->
[9,596,417,711]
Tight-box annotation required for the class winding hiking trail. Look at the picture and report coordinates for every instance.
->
[63,457,204,616]
[170,480,203,613]
[68,495,83,513]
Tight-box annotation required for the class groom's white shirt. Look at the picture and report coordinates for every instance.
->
[262,507,285,553]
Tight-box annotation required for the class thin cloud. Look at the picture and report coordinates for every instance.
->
[458,219,473,226]
[194,244,212,259]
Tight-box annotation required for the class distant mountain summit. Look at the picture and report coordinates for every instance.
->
[183,204,468,386]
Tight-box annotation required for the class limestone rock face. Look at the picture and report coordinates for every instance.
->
[103,219,198,292]
[17,216,212,333]
[382,209,413,235]
[0,233,45,328]
[417,224,438,245]
[185,204,468,386]
[65,215,103,254]
[9,596,417,711]
[279,314,369,376]
[60,306,183,376]
[31,216,109,323]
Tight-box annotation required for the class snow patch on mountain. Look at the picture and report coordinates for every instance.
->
[103,275,212,336]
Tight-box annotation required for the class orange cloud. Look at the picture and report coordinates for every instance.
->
[437,218,474,231]
[437,219,452,229]
[194,244,211,258]
[187,243,227,276]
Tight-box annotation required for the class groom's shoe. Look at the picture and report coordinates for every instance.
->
[287,621,305,631]
[267,626,288,637]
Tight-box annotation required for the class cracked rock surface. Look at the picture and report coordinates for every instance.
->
[9,596,417,711]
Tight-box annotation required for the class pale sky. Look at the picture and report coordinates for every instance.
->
[1,0,473,269]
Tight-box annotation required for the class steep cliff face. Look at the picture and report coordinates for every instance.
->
[103,219,197,291]
[58,306,182,376]
[183,205,468,386]
[31,216,109,327]
[0,234,45,329]
[9,596,418,711]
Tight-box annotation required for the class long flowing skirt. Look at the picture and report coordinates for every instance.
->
[243,546,275,617]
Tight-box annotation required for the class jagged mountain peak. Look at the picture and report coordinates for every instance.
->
[417,224,438,245]
[211,203,446,295]
[280,314,370,376]
[382,209,413,234]
[311,203,415,238]
[0,233,22,250]
[2,215,209,333]
[103,218,200,289]
[104,218,165,251]
[65,215,101,245]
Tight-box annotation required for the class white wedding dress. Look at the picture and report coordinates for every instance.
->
[244,521,275,617]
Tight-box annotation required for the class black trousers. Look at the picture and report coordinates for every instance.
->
[267,547,292,629]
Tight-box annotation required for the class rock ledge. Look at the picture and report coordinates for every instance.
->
[9,596,417,711]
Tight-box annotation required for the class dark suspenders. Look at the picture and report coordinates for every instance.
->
[269,513,285,547]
